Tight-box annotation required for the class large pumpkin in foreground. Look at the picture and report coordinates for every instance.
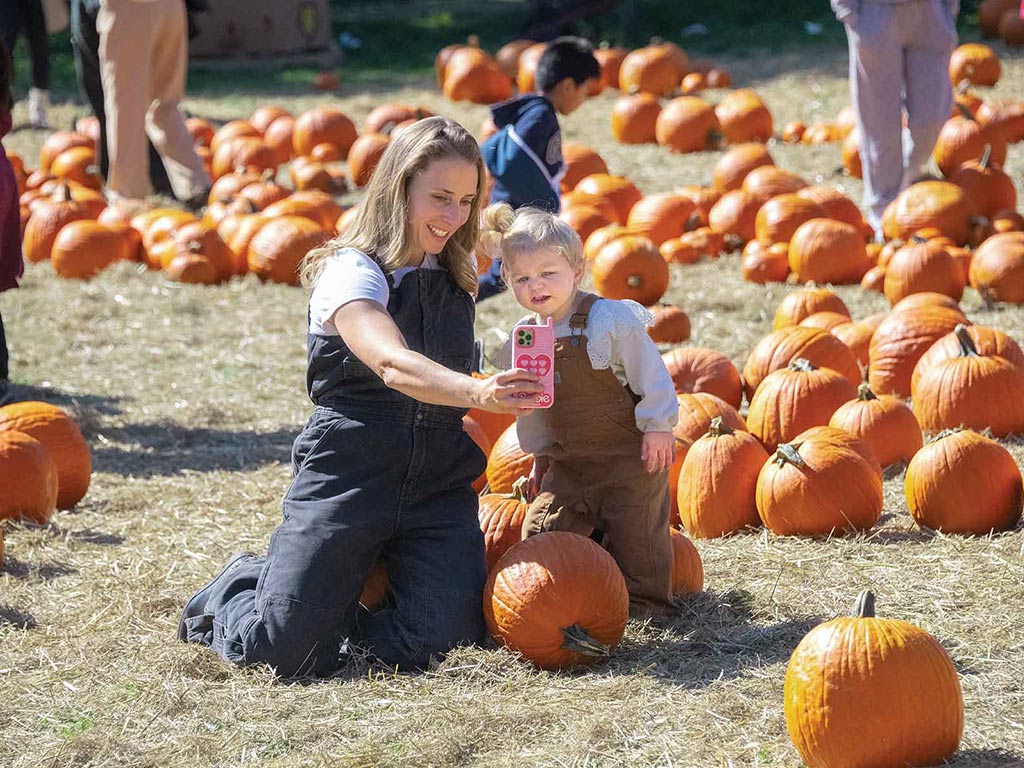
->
[0,429,58,524]
[0,401,91,510]
[484,531,629,670]
[785,591,963,768]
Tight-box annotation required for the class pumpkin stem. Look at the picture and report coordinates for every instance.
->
[772,442,805,468]
[954,99,975,122]
[560,624,612,657]
[509,476,530,503]
[626,275,642,288]
[954,324,978,358]
[787,357,816,373]
[54,181,72,203]
[857,382,877,401]
[852,590,876,618]
[911,234,928,244]
[931,427,963,443]
[707,416,735,438]
[980,143,992,170]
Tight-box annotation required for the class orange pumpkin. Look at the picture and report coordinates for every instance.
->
[485,422,533,494]
[882,237,965,306]
[677,417,767,538]
[445,53,513,105]
[610,93,662,144]
[911,324,1024,437]
[495,39,536,80]
[655,97,721,153]
[22,183,98,263]
[38,131,93,174]
[740,240,790,283]
[595,46,629,91]
[292,107,358,159]
[711,143,774,192]
[979,0,1018,35]
[484,531,629,670]
[560,205,616,245]
[795,186,868,233]
[744,325,861,398]
[661,347,743,408]
[884,181,975,245]
[669,528,704,595]
[625,193,696,246]
[868,304,967,397]
[912,323,1024,395]
[0,429,58,524]
[741,166,808,205]
[709,189,760,244]
[591,236,669,305]
[773,288,850,330]
[785,591,963,768]
[754,195,826,246]
[905,429,1022,534]
[574,174,642,224]
[756,432,882,536]
[646,303,691,344]
[0,401,91,510]
[619,45,683,97]
[560,143,608,192]
[829,383,923,468]
[932,115,1007,178]
[246,216,328,285]
[50,220,128,280]
[969,231,1024,304]
[714,89,774,144]
[787,219,870,285]
[478,479,529,572]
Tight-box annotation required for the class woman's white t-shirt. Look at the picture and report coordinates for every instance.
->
[308,247,441,335]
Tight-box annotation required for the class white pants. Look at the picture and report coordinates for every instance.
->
[845,0,957,233]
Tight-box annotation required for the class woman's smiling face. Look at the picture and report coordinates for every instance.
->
[406,158,479,259]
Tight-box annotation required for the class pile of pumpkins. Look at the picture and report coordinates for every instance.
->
[436,35,734,107]
[11,103,444,285]
[0,400,93,564]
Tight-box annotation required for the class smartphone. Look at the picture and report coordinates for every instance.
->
[511,318,554,408]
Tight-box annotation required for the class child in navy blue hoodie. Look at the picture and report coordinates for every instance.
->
[477,36,599,301]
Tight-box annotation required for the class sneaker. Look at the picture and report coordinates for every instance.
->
[177,551,254,642]
[28,88,50,130]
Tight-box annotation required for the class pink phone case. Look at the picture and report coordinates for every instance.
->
[512,318,555,408]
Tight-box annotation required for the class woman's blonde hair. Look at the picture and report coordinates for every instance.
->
[300,116,485,295]
[479,203,585,284]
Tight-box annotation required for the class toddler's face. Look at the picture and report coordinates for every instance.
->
[507,247,583,321]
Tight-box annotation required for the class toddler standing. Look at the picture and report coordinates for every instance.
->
[482,204,679,617]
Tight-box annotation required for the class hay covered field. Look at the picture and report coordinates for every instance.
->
[3,34,1024,768]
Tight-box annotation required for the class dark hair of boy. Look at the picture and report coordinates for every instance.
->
[535,36,600,94]
[0,39,11,116]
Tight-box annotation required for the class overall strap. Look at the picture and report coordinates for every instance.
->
[365,251,396,291]
[568,292,599,331]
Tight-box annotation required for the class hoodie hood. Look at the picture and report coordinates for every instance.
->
[489,93,552,129]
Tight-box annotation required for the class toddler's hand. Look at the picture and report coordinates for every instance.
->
[641,431,676,474]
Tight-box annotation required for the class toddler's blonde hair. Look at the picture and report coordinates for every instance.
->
[479,203,585,284]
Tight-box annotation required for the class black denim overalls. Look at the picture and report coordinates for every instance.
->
[183,260,488,676]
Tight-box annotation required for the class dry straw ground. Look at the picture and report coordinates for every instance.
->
[2,39,1024,768]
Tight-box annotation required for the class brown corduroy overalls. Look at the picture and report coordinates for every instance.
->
[522,293,673,616]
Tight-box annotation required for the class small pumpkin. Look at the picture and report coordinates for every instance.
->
[560,143,608,192]
[292,107,358,159]
[647,304,691,343]
[483,531,629,670]
[740,240,789,284]
[785,590,963,768]
[912,323,1024,394]
[905,429,1023,534]
[969,231,1024,303]
[246,216,328,285]
[932,114,1007,178]
[711,143,774,192]
[754,194,825,246]
[714,89,773,144]
[741,166,807,206]
[884,181,975,245]
[669,528,704,595]
[619,45,683,97]
[22,182,98,263]
[709,189,760,244]
[626,194,696,246]
[574,174,642,224]
[50,220,128,280]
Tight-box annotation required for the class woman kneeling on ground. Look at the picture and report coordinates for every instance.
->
[178,116,541,677]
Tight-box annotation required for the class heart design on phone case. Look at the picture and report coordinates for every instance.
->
[516,353,551,377]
